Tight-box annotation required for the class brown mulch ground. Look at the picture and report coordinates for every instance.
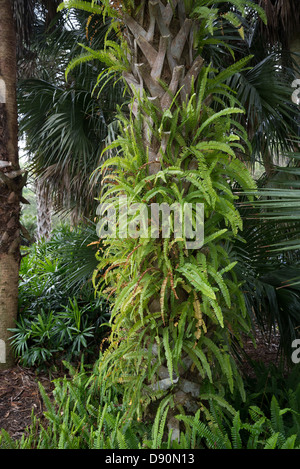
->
[240,326,284,378]
[0,327,284,441]
[0,364,62,441]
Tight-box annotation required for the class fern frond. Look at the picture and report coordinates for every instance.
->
[177,263,217,300]
[163,328,174,383]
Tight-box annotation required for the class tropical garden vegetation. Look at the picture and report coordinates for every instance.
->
[0,0,300,450]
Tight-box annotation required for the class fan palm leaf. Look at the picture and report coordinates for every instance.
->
[18,12,127,221]
[198,5,299,172]
[232,157,300,358]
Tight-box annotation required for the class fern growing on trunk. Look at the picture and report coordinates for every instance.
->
[60,0,266,428]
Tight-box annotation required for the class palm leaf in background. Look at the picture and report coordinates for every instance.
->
[229,54,299,171]
[232,156,300,358]
[193,1,300,359]
[198,2,299,172]
[18,9,127,222]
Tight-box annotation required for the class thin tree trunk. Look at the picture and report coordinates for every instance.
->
[0,0,22,369]
[36,178,52,241]
[289,32,300,75]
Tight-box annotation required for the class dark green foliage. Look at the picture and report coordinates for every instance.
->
[232,165,300,359]
[197,2,300,169]
[9,223,110,368]
[17,7,127,222]
[238,361,300,425]
[176,393,300,449]
[1,359,300,449]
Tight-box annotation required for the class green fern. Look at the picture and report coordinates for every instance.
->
[150,405,169,449]
[59,0,262,423]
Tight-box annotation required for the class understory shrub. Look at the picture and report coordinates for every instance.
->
[235,360,300,423]
[9,223,110,368]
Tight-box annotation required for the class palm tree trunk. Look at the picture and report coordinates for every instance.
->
[90,0,261,433]
[0,0,22,369]
[120,0,204,433]
[122,0,201,173]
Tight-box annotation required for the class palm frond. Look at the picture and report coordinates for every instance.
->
[18,12,127,222]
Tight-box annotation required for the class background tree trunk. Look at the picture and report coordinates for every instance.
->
[0,0,22,369]
[289,33,300,75]
[35,178,52,241]
[122,0,200,174]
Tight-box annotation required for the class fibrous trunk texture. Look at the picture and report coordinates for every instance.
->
[36,179,52,241]
[122,0,202,175]
[0,0,23,369]
[121,0,203,434]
